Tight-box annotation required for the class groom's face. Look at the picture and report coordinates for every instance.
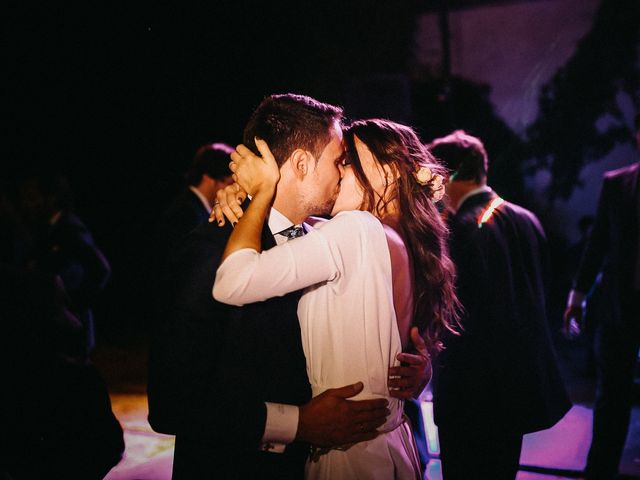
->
[299,121,345,216]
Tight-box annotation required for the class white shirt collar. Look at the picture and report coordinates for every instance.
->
[267,207,295,245]
[189,186,212,214]
[454,185,493,213]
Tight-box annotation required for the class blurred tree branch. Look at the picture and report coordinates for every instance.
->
[525,0,640,201]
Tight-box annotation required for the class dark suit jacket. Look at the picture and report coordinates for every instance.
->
[573,162,640,328]
[433,190,571,435]
[147,218,311,479]
[33,212,111,350]
[1,265,123,480]
[156,188,211,261]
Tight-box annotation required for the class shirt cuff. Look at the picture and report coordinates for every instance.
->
[259,402,299,453]
[567,289,586,308]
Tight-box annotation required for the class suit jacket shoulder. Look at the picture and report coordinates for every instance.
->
[574,161,639,295]
[604,161,640,181]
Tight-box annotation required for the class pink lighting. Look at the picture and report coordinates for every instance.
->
[477,197,505,228]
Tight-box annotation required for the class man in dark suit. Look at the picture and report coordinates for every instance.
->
[156,142,234,259]
[19,174,111,352]
[148,94,428,479]
[1,263,124,480]
[428,130,571,479]
[563,114,640,480]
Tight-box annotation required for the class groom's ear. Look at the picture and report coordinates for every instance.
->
[289,149,312,180]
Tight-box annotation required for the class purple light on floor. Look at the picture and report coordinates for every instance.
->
[421,400,440,456]
[426,459,442,480]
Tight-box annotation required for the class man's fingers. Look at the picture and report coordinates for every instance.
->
[562,307,582,339]
[352,407,388,425]
[395,352,427,366]
[387,372,417,389]
[354,417,385,432]
[326,381,364,399]
[388,365,421,378]
[410,326,429,356]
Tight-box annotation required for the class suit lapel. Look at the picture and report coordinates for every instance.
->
[262,222,277,250]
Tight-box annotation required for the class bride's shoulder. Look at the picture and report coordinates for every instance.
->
[331,210,380,229]
[313,211,380,237]
[305,215,329,228]
[332,210,376,221]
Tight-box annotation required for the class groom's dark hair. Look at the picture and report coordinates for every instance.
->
[243,93,343,167]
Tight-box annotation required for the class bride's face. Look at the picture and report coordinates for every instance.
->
[330,165,363,215]
[331,134,390,216]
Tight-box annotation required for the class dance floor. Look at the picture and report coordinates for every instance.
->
[103,393,640,480]
[96,338,640,480]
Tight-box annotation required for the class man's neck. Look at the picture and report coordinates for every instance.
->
[446,181,488,213]
[272,194,307,225]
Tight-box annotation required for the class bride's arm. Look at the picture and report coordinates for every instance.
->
[214,210,371,307]
[213,227,339,305]
[213,140,346,306]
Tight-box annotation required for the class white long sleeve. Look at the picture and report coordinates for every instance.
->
[213,211,373,305]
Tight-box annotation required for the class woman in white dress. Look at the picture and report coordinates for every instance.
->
[213,119,460,479]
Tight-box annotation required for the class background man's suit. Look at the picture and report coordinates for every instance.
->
[155,188,211,260]
[32,211,111,351]
[572,162,640,479]
[1,264,124,480]
[147,218,311,479]
[433,189,571,478]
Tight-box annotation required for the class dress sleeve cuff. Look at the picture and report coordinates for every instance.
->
[567,289,586,308]
[259,402,299,453]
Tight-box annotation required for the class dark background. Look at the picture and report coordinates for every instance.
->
[5,1,421,341]
[5,1,639,343]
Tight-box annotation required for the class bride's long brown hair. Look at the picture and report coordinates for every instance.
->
[345,119,461,354]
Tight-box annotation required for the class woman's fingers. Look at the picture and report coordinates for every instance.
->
[210,202,224,226]
[254,137,275,163]
[253,138,280,185]
[235,143,255,159]
[209,183,247,225]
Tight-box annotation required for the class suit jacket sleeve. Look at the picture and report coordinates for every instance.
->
[574,177,610,293]
[55,218,111,310]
